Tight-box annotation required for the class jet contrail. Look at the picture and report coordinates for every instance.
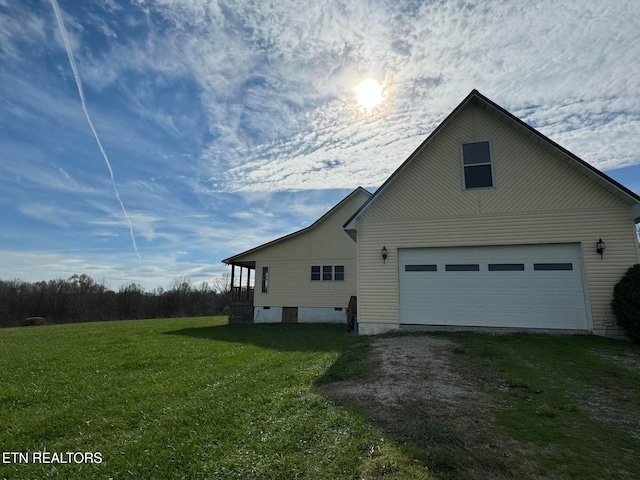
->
[50,0,141,260]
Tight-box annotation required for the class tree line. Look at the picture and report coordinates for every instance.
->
[0,274,231,328]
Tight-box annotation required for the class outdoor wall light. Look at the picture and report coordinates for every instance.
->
[381,246,388,264]
[596,238,605,259]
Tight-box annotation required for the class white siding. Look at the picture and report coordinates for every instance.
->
[232,189,369,310]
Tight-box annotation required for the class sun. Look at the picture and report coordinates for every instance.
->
[355,79,384,110]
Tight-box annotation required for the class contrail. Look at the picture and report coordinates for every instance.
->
[50,0,141,260]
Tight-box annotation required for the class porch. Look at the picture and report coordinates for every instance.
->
[228,261,255,324]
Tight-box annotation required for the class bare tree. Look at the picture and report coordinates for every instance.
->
[0,273,232,327]
[211,272,230,295]
[211,273,231,315]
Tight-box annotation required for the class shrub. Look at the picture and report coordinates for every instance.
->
[611,264,640,342]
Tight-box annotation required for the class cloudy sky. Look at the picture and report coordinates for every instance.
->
[1,0,639,290]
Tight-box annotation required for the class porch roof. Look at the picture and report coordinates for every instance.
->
[226,260,256,269]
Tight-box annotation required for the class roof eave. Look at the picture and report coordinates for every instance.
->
[222,186,371,264]
[474,91,640,207]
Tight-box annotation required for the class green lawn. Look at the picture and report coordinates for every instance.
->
[0,317,430,479]
[443,332,640,479]
[419,333,640,480]
[1,318,639,479]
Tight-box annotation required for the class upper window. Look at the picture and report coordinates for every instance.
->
[462,141,493,189]
[334,265,345,281]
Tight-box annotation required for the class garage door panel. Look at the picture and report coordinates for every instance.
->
[399,244,589,329]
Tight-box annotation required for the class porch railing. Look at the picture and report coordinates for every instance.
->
[231,286,255,304]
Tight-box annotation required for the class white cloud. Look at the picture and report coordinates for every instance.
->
[128,0,639,192]
[0,5,47,58]
[55,1,639,193]
[2,0,639,290]
[18,204,72,228]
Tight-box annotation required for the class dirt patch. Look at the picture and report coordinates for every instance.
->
[316,334,518,478]
[319,336,473,404]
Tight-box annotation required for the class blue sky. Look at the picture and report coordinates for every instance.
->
[1,0,639,290]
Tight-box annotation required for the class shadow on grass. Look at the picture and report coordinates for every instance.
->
[166,322,372,385]
[166,322,357,351]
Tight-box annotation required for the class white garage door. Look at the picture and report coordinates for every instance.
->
[398,244,589,329]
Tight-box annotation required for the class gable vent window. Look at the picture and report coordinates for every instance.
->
[462,141,493,189]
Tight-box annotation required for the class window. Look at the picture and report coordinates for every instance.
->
[261,266,269,293]
[311,265,344,281]
[311,266,321,281]
[462,141,493,189]
[405,264,437,272]
[323,265,333,281]
[445,264,480,272]
[488,263,525,271]
[534,263,573,271]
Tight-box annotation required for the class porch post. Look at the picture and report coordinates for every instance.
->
[230,264,235,293]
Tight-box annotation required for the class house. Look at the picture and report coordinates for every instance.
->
[222,187,371,324]
[344,90,640,337]
[223,90,640,338]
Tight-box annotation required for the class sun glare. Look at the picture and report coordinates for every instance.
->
[355,79,384,110]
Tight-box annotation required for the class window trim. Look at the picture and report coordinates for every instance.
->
[461,140,494,190]
[311,265,345,281]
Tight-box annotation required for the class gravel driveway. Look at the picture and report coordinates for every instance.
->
[316,334,515,479]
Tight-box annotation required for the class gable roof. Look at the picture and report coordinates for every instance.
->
[345,89,640,235]
[223,187,371,266]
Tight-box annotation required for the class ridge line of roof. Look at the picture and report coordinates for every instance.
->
[344,89,640,230]
[344,89,480,229]
[476,91,640,204]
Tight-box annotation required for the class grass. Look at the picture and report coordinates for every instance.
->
[2,319,639,479]
[0,317,432,479]
[409,332,640,479]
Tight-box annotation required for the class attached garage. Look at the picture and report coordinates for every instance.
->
[398,244,590,330]
[345,91,640,337]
